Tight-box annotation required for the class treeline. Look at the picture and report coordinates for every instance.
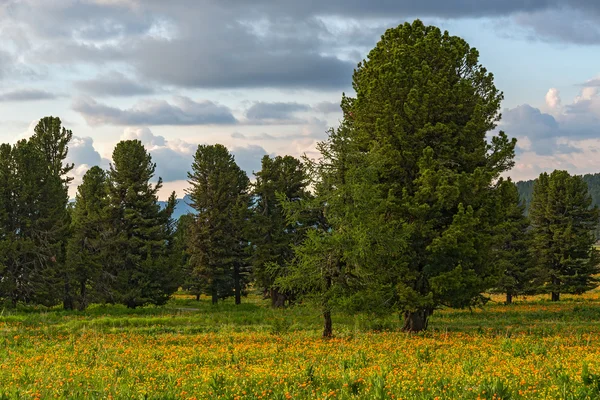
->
[1,21,599,337]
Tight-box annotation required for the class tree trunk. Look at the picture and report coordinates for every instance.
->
[322,276,333,338]
[195,293,200,301]
[78,279,87,311]
[506,291,513,305]
[211,287,218,305]
[323,309,333,338]
[63,280,74,311]
[271,288,286,308]
[551,275,560,301]
[234,264,241,305]
[402,309,432,333]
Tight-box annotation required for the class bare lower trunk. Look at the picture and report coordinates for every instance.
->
[63,280,74,311]
[211,287,218,305]
[271,288,286,308]
[78,280,87,311]
[195,293,200,301]
[323,309,333,338]
[234,264,241,305]
[551,275,560,302]
[402,309,432,333]
[506,291,513,305]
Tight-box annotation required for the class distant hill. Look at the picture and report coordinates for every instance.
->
[159,194,196,220]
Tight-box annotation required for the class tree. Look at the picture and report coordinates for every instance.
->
[66,166,110,310]
[29,117,74,308]
[106,140,178,308]
[285,20,516,333]
[0,118,73,307]
[251,155,311,307]
[530,170,600,301]
[491,179,536,304]
[187,144,251,305]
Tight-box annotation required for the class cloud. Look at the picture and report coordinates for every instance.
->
[75,71,156,97]
[231,145,271,177]
[245,102,311,123]
[118,127,268,182]
[0,89,59,102]
[314,101,341,114]
[501,85,600,157]
[66,135,111,197]
[73,96,238,126]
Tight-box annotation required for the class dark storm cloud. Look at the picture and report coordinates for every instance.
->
[73,96,238,126]
[75,71,156,97]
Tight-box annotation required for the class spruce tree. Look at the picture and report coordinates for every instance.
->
[66,166,110,310]
[29,117,74,308]
[492,179,536,304]
[251,155,311,307]
[186,144,251,305]
[106,140,178,308]
[530,170,600,301]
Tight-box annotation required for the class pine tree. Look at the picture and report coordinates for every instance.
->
[186,144,251,305]
[251,155,311,307]
[284,20,516,333]
[106,140,178,308]
[530,170,600,301]
[29,117,74,308]
[492,179,536,304]
[66,166,110,310]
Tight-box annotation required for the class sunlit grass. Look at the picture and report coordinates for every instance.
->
[1,291,600,399]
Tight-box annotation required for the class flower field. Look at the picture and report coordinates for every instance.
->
[1,293,600,399]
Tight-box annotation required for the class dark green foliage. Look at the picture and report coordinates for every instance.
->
[0,117,73,307]
[106,140,178,308]
[175,214,198,299]
[283,20,516,334]
[187,144,251,305]
[251,155,312,307]
[491,179,536,304]
[529,170,600,301]
[65,166,111,310]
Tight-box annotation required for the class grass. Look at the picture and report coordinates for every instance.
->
[1,290,600,399]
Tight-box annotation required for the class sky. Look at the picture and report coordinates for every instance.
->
[0,0,599,199]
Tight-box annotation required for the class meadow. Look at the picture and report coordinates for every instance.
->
[1,291,600,399]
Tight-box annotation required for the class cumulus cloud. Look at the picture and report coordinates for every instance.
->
[65,136,111,197]
[73,96,238,126]
[501,81,600,180]
[75,71,156,97]
[116,127,269,183]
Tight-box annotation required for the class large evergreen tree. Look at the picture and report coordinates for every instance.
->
[65,166,110,310]
[530,170,600,301]
[187,144,251,305]
[285,20,516,333]
[30,117,74,308]
[106,140,178,308]
[251,155,311,307]
[0,117,73,307]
